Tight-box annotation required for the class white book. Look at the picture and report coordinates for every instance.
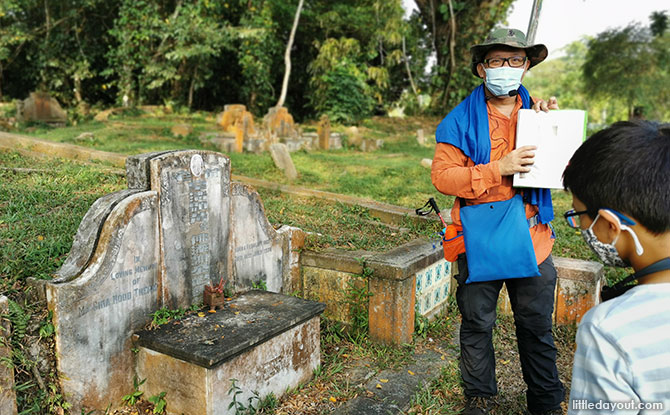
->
[513,109,587,189]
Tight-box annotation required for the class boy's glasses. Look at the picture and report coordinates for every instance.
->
[564,208,636,229]
[563,209,588,229]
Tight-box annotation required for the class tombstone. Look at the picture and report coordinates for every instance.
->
[317,115,331,150]
[45,150,314,413]
[17,92,67,125]
[171,123,193,137]
[218,104,247,132]
[0,296,18,415]
[269,143,298,180]
[360,138,384,152]
[345,126,362,147]
[263,106,299,139]
[416,129,425,146]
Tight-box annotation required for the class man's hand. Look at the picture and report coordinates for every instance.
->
[532,96,559,112]
[499,145,536,176]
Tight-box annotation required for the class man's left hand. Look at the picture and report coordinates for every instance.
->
[532,96,559,112]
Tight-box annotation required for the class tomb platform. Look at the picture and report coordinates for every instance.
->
[135,290,325,415]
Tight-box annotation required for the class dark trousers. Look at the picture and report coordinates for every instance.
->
[455,254,564,413]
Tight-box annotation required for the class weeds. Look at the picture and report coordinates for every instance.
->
[149,304,199,328]
[227,378,278,415]
[122,376,146,406]
[148,391,168,414]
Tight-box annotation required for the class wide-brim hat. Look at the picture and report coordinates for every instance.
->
[470,28,548,77]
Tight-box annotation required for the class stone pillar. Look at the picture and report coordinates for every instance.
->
[553,257,604,324]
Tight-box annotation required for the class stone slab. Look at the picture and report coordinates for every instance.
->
[269,143,298,180]
[135,290,325,368]
[333,349,449,415]
[138,315,322,415]
[0,296,18,415]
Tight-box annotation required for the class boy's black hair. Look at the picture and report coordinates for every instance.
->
[563,120,670,234]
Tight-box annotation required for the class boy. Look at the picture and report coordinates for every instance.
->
[562,121,670,413]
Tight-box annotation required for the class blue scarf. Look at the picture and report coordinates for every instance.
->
[435,84,554,224]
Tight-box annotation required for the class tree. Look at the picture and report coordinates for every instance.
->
[413,0,515,110]
[583,23,658,119]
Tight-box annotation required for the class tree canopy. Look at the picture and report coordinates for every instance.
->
[0,0,522,121]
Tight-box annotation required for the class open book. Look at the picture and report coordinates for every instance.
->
[513,109,587,189]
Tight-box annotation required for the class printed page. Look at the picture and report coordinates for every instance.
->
[513,109,587,189]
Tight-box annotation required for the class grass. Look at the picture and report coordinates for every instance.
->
[1,110,609,414]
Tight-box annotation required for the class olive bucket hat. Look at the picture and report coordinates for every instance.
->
[470,28,548,77]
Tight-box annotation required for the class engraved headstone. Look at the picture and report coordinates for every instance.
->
[150,151,232,308]
[45,150,301,412]
[46,192,160,410]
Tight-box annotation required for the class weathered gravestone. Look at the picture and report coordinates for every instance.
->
[269,143,298,180]
[263,106,299,139]
[45,150,313,413]
[17,92,68,125]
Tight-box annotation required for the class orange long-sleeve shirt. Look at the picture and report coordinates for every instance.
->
[431,96,554,265]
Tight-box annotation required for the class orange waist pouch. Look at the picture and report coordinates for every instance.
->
[442,224,464,262]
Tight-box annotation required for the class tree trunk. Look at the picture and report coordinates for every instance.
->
[188,66,197,109]
[414,0,513,107]
[276,0,304,108]
[402,36,419,99]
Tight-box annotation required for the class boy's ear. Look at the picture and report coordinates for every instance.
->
[598,209,623,239]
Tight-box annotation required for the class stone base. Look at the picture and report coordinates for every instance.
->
[135,291,324,415]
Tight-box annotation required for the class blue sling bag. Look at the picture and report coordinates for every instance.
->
[459,194,539,283]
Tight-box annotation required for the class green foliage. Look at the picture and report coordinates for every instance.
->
[582,16,670,121]
[251,280,267,291]
[227,379,278,414]
[150,304,199,328]
[148,391,168,414]
[309,38,374,124]
[122,376,146,407]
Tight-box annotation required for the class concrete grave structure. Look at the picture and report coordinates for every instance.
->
[263,106,299,139]
[135,291,323,414]
[44,150,314,413]
[17,92,67,124]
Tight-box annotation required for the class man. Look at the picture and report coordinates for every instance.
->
[431,28,564,415]
[563,121,670,414]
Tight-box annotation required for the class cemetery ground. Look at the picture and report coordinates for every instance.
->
[0,111,621,414]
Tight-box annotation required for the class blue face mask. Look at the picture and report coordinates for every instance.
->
[484,66,524,97]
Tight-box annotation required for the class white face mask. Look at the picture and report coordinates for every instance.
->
[580,211,644,267]
[484,66,524,97]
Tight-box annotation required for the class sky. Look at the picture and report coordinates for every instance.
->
[403,0,669,59]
